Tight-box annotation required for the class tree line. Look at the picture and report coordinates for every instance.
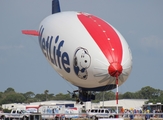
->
[0,86,163,106]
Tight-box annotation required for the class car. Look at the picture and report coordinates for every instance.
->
[87,108,116,119]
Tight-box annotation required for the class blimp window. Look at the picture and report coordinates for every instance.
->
[81,55,84,58]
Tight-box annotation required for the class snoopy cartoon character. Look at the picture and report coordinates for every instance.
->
[73,47,91,80]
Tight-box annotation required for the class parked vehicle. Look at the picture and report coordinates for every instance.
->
[64,107,83,119]
[40,105,64,120]
[39,105,83,119]
[87,108,116,119]
[0,109,31,120]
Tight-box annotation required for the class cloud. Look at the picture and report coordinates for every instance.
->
[0,45,24,50]
[0,44,25,64]
[139,35,163,52]
[128,30,136,35]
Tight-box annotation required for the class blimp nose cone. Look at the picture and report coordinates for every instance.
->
[108,62,122,77]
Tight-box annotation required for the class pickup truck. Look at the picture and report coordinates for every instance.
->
[0,109,31,120]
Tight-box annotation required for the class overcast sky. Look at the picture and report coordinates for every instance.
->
[0,0,163,95]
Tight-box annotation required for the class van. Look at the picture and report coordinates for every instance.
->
[87,108,116,119]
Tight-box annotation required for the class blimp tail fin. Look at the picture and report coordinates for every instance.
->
[22,30,39,36]
[52,0,61,14]
[21,0,60,36]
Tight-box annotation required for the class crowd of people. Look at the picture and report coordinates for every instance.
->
[120,108,163,120]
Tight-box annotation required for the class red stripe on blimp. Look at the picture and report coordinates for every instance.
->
[77,13,122,64]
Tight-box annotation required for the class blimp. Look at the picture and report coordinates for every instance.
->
[22,0,132,103]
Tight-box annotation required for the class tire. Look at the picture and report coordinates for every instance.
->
[1,116,7,120]
[22,116,28,120]
[109,116,113,118]
[92,116,97,120]
[55,116,59,120]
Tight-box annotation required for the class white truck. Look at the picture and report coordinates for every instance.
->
[64,107,84,119]
[39,105,83,119]
[40,105,62,120]
[0,109,31,120]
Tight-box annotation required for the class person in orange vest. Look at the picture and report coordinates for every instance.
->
[121,107,124,117]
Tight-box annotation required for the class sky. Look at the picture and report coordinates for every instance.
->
[0,0,163,95]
